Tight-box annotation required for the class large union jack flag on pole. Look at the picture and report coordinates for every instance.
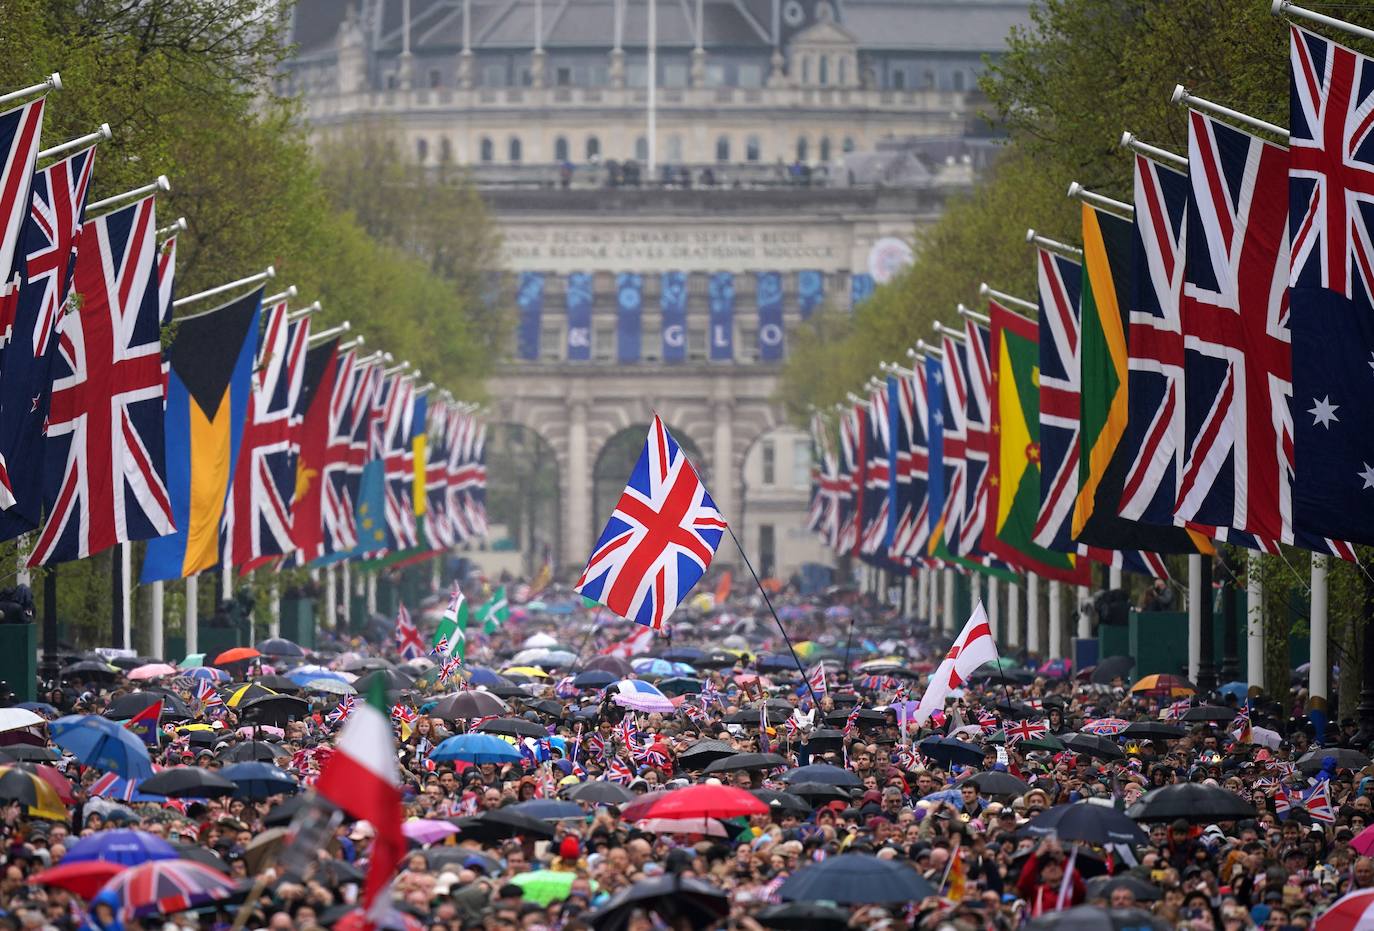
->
[893,364,933,561]
[575,414,726,630]
[859,382,891,557]
[30,194,172,565]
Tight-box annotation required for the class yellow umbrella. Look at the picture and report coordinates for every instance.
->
[501,666,550,678]
[0,766,66,821]
[225,683,279,708]
[176,723,216,733]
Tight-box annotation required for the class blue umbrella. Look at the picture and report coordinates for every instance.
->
[919,787,964,806]
[219,762,300,800]
[430,733,523,765]
[631,658,676,677]
[572,670,616,689]
[508,799,585,821]
[918,736,985,769]
[64,828,178,866]
[15,702,58,718]
[49,715,153,779]
[466,667,509,688]
[1218,681,1248,701]
[286,667,348,687]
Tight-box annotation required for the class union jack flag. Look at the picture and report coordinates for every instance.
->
[327,695,356,725]
[0,98,43,314]
[574,414,726,629]
[699,680,721,707]
[604,756,635,784]
[806,662,828,695]
[393,603,424,660]
[1081,718,1130,736]
[29,194,173,565]
[976,709,1000,733]
[784,716,799,739]
[833,404,864,555]
[447,411,488,541]
[1162,699,1191,721]
[318,349,364,558]
[960,319,994,556]
[1003,718,1049,746]
[892,746,922,770]
[937,333,969,552]
[859,381,891,556]
[391,703,417,727]
[842,705,862,737]
[437,656,462,684]
[222,301,309,569]
[618,715,641,755]
[0,142,95,532]
[195,680,222,709]
[585,733,607,761]
[379,377,419,551]
[807,410,844,547]
[891,367,933,561]
[431,636,449,657]
[423,401,457,549]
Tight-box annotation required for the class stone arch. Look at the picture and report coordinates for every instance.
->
[590,421,709,538]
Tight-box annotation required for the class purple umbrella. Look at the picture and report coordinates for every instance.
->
[402,818,460,845]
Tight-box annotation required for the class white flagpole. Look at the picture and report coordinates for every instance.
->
[647,0,657,173]
[0,73,60,108]
[185,574,199,655]
[86,175,170,217]
[171,266,275,311]
[1172,85,1288,139]
[1272,1,1374,44]
[37,124,110,161]
[979,284,1038,314]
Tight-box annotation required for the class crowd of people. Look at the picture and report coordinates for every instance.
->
[0,576,1364,931]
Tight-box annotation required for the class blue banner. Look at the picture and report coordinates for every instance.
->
[516,272,544,360]
[708,272,734,361]
[755,271,784,361]
[616,273,643,363]
[661,272,687,363]
[850,273,875,310]
[566,272,593,361]
[798,270,825,319]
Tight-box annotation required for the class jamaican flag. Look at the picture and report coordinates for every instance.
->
[1074,204,1210,555]
[983,302,1088,584]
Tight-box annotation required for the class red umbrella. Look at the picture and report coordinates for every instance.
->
[33,860,128,899]
[1352,824,1374,857]
[97,859,237,920]
[335,909,424,931]
[622,784,768,823]
[1316,889,1374,931]
[213,647,260,666]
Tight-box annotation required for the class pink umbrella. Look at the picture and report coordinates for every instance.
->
[1316,888,1374,931]
[127,664,178,681]
[98,859,236,920]
[1351,824,1374,857]
[402,818,461,845]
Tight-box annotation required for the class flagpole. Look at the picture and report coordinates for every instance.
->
[1171,84,1289,140]
[37,123,110,161]
[724,524,821,708]
[0,73,60,108]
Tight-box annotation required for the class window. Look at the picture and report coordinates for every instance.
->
[594,325,615,361]
[737,63,763,87]
[715,135,731,162]
[482,63,506,86]
[746,135,761,162]
[761,440,776,485]
[706,63,729,86]
[796,136,808,162]
[508,136,522,163]
[843,136,856,153]
[819,56,829,86]
[415,137,428,163]
[892,69,906,90]
[758,524,776,577]
[819,137,831,162]
[556,66,572,86]
[953,70,965,92]
[664,62,688,87]
[838,57,848,85]
[554,136,569,161]
[480,137,494,162]
[923,69,935,89]
[792,438,811,487]
[666,134,683,163]
[429,68,442,88]
[585,136,601,160]
[801,56,810,84]
[634,136,648,162]
[439,137,452,162]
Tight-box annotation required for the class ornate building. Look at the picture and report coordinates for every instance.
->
[283,0,1030,580]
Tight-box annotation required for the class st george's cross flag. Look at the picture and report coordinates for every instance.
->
[575,414,726,630]
[914,601,999,725]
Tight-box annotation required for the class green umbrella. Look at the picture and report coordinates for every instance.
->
[179,654,206,669]
[510,870,595,906]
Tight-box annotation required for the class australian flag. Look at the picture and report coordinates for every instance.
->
[574,414,726,630]
[1289,26,1374,546]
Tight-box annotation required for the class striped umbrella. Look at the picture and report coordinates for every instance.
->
[97,860,237,920]
[1315,889,1374,931]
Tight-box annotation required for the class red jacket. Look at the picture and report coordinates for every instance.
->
[1016,853,1085,916]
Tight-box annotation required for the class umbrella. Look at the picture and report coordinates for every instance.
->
[660,647,705,663]
[1180,705,1237,724]
[1298,748,1371,774]
[752,789,811,815]
[608,679,675,713]
[571,670,617,689]
[703,752,788,774]
[317,858,366,885]
[286,665,348,686]
[263,795,310,828]
[523,698,565,718]
[222,682,277,708]
[453,809,556,841]
[987,729,1065,752]
[657,676,702,696]
[563,781,635,804]
[1317,888,1374,931]
[501,666,550,679]
[104,691,193,722]
[60,660,120,678]
[0,745,57,763]
[756,901,850,931]
[966,770,1031,797]
[508,799,585,821]
[430,733,524,765]
[33,860,129,900]
[242,826,289,876]
[172,843,229,873]
[184,667,229,683]
[1027,906,1172,931]
[13,702,58,719]
[1024,802,1149,846]
[1120,721,1186,741]
[1061,733,1125,761]
[1130,674,1196,697]
[220,740,289,762]
[220,761,299,799]
[430,690,510,720]
[1089,656,1136,684]
[303,678,355,696]
[510,869,580,906]
[1353,824,1374,858]
[756,653,803,673]
[1218,681,1250,701]
[474,716,550,739]
[695,650,740,669]
[1086,875,1163,902]
[1127,783,1257,823]
[804,728,846,754]
[1080,719,1131,737]
[622,784,767,822]
[50,715,153,779]
[127,663,178,681]
[636,817,731,837]
[587,874,728,931]
[354,667,417,693]
[780,763,862,787]
[140,767,237,798]
[581,655,634,676]
[238,693,311,726]
[15,762,75,804]
[918,736,985,769]
[213,647,261,666]
[0,766,67,820]
[778,853,936,904]
[676,740,737,769]
[178,654,206,669]
[402,818,461,845]
[65,829,178,866]
[97,859,237,920]
[252,674,304,694]
[256,638,305,657]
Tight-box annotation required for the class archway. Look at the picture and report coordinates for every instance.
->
[484,423,561,573]
[591,423,709,539]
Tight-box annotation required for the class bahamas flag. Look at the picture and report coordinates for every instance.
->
[982,301,1087,584]
[141,289,261,582]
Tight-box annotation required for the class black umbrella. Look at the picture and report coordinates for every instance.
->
[966,770,1031,797]
[676,740,737,769]
[756,901,850,931]
[104,691,194,722]
[256,638,305,658]
[805,728,845,754]
[752,790,811,815]
[724,705,791,726]
[571,670,617,689]
[582,655,634,676]
[341,657,393,673]
[1061,733,1125,761]
[992,698,1038,718]
[1024,802,1149,846]
[784,782,851,806]
[238,694,311,726]
[264,794,310,827]
[1090,656,1136,685]
[220,762,299,800]
[485,683,529,700]
[588,873,728,931]
[694,650,741,669]
[476,716,550,739]
[918,736,985,769]
[778,853,935,904]
[252,675,304,694]
[423,847,500,874]
[657,676,702,696]
[140,766,237,798]
[703,752,789,774]
[1179,705,1236,724]
[522,699,565,719]
[1027,906,1172,931]
[0,746,57,763]
[756,654,803,673]
[452,809,556,841]
[219,740,289,762]
[1126,783,1257,823]
[1297,747,1370,774]
[659,647,705,663]
[822,708,888,729]
[1120,721,1186,742]
[173,843,229,872]
[563,781,634,805]
[781,763,861,787]
[317,858,366,885]
[353,668,416,693]
[1085,876,1163,902]
[430,691,509,720]
[60,660,121,678]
